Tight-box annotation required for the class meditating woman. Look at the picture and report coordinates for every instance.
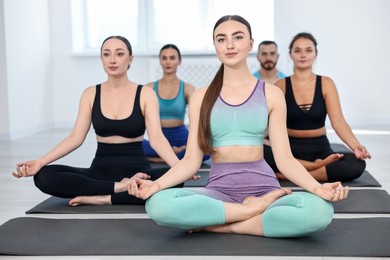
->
[264,32,371,182]
[142,44,210,162]
[12,36,182,206]
[128,15,349,238]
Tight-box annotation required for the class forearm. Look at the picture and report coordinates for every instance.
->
[332,120,361,150]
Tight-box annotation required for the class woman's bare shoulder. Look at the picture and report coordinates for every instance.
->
[192,86,208,98]
[321,75,336,87]
[265,82,284,96]
[274,77,286,92]
[264,82,285,110]
[81,85,97,98]
[145,82,155,88]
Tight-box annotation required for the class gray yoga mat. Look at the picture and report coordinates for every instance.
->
[185,170,381,188]
[278,170,381,188]
[25,197,146,214]
[0,217,389,256]
[332,189,390,213]
[151,159,211,169]
[25,189,390,214]
[331,143,354,153]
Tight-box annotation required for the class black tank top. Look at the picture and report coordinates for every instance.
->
[92,84,145,138]
[285,75,327,130]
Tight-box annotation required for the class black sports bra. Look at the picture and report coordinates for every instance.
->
[92,84,145,138]
[285,75,327,130]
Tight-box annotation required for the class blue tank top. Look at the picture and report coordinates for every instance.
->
[210,80,268,147]
[154,80,186,120]
[285,75,327,130]
[92,84,145,138]
[252,70,287,80]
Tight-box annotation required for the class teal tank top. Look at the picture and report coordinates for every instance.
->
[154,80,186,120]
[210,80,268,147]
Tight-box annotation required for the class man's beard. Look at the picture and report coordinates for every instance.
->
[261,61,276,70]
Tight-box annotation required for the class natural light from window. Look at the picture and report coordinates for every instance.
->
[71,0,274,54]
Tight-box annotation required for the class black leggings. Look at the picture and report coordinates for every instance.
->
[264,136,366,182]
[33,142,182,205]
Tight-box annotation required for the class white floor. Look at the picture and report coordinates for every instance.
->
[1,126,390,260]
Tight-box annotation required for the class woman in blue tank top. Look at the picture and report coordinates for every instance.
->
[142,44,210,162]
[129,15,349,238]
[264,32,371,182]
[11,36,183,206]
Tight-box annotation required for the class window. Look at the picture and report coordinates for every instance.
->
[71,0,274,55]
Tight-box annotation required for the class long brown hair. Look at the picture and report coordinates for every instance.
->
[197,15,252,154]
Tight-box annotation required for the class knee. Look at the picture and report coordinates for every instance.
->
[145,189,188,226]
[263,192,334,237]
[302,193,334,233]
[145,191,166,224]
[311,204,333,231]
[351,157,366,176]
[33,165,66,195]
[327,154,366,182]
[33,166,51,191]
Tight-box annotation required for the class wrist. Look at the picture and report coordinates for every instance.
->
[351,142,363,151]
[36,159,46,168]
[310,184,322,195]
[153,181,163,192]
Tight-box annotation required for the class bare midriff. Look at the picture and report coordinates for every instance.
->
[160,119,185,128]
[287,126,326,138]
[212,145,263,163]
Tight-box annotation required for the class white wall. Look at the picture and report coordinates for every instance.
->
[274,0,390,126]
[1,0,389,140]
[2,0,52,140]
[0,0,9,140]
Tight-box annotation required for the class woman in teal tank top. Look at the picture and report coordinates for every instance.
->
[129,16,349,238]
[142,44,210,163]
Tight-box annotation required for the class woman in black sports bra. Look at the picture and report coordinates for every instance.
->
[11,36,184,206]
[264,32,371,182]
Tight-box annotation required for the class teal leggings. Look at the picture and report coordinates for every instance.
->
[146,189,334,237]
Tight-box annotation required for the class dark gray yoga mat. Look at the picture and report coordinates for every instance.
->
[331,143,354,152]
[186,170,381,187]
[279,170,381,187]
[26,189,390,214]
[151,159,211,169]
[25,197,146,214]
[332,189,390,213]
[0,217,389,256]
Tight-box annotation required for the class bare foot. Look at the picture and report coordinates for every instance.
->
[114,177,130,193]
[275,172,288,180]
[242,188,291,215]
[115,173,150,193]
[130,172,151,181]
[187,228,204,234]
[147,157,165,163]
[315,153,344,167]
[302,154,344,171]
[172,145,186,154]
[69,195,111,206]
